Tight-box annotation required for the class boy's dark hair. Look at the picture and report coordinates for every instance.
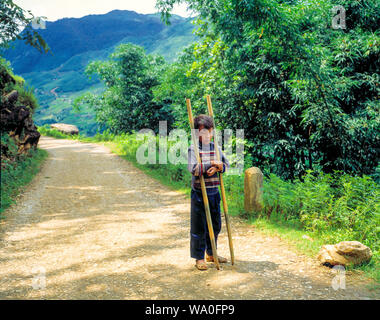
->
[194,114,214,130]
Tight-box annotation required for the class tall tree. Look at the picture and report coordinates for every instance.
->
[74,43,175,134]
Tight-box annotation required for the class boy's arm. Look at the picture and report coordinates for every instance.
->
[188,145,209,176]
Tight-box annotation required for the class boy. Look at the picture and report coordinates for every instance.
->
[187,114,230,270]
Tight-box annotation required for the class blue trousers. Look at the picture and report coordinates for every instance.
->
[190,189,222,260]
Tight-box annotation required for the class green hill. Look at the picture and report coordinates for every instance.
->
[2,10,196,135]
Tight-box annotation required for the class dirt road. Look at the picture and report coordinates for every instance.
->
[0,136,377,299]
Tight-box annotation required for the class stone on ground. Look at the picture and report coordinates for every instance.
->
[51,123,79,135]
[317,241,372,266]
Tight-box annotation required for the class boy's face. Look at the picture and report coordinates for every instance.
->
[198,125,213,145]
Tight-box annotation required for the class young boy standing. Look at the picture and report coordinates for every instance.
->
[187,114,230,270]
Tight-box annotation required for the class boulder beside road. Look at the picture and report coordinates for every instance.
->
[317,241,372,266]
[51,123,79,135]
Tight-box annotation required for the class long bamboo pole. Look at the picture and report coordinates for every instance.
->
[186,98,220,270]
[206,95,235,265]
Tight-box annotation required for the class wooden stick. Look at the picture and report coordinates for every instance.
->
[186,98,221,270]
[206,95,235,265]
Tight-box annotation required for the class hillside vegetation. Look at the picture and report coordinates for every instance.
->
[2,10,197,135]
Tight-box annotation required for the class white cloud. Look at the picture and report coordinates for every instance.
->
[14,0,192,22]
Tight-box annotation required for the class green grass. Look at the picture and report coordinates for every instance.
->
[0,147,49,216]
[37,126,380,288]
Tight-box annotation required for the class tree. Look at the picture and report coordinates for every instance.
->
[74,43,175,134]
[0,0,49,53]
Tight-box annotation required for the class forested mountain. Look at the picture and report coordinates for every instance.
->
[3,10,195,73]
[1,10,196,135]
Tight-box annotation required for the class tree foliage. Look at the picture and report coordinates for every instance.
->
[155,0,379,181]
[0,0,50,53]
[74,43,175,133]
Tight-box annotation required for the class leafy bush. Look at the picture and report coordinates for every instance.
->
[73,43,175,134]
[260,170,379,263]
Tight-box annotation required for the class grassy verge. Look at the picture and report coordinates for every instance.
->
[1,147,49,216]
[37,125,379,288]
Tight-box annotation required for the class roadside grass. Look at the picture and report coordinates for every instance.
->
[1,147,49,217]
[37,125,379,288]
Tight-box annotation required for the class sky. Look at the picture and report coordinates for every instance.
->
[14,0,192,22]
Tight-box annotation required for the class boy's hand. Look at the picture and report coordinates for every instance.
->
[211,160,223,172]
[206,166,218,176]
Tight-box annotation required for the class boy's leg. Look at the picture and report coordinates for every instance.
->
[205,191,222,257]
[190,190,208,260]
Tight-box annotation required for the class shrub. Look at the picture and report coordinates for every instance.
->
[260,170,379,261]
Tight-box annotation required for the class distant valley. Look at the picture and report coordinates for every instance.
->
[2,10,196,135]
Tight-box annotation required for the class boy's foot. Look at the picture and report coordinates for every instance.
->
[195,259,208,271]
[205,254,228,263]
